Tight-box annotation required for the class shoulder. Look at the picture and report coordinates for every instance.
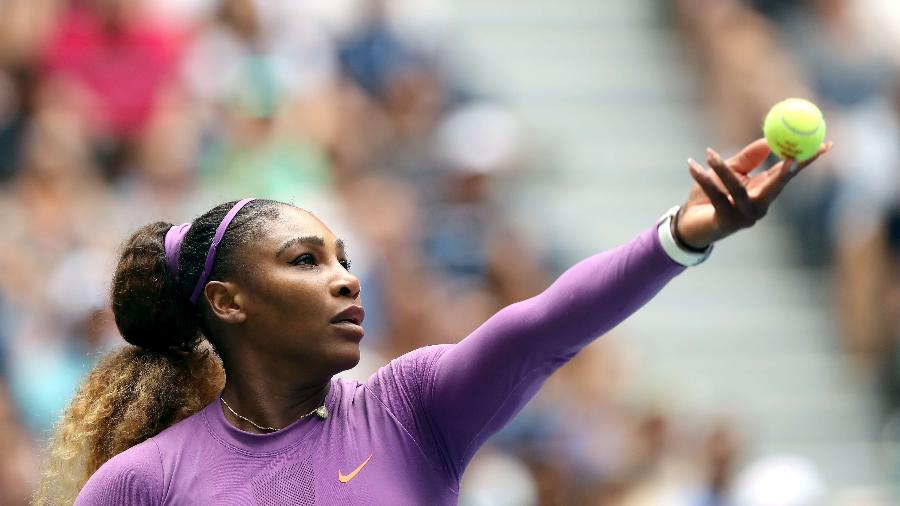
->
[361,344,454,415]
[75,439,165,506]
[390,344,454,371]
[368,345,453,390]
[150,402,212,449]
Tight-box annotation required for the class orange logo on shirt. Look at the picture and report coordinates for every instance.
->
[339,454,373,483]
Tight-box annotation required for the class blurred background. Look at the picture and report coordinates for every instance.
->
[0,0,898,503]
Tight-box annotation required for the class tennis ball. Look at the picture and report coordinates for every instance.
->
[762,98,826,162]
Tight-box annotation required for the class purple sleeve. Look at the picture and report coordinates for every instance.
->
[74,440,165,506]
[425,225,684,476]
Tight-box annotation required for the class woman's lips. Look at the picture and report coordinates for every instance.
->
[331,320,364,339]
[331,305,365,326]
[330,305,365,340]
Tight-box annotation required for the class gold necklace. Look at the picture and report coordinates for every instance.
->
[220,396,329,433]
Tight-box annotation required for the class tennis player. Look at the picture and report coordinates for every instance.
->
[34,139,828,505]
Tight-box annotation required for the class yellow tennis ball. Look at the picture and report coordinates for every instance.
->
[762,98,826,162]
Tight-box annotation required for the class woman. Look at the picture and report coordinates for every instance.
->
[35,140,828,505]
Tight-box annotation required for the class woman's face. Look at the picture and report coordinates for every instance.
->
[234,206,364,378]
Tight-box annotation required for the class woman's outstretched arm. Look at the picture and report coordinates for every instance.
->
[426,223,683,476]
[422,138,831,477]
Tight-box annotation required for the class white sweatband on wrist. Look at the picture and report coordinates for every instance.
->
[657,205,713,267]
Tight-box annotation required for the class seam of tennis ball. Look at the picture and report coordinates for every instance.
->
[779,110,821,136]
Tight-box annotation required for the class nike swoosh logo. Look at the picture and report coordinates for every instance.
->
[338,454,373,483]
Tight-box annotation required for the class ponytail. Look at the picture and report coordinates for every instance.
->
[32,345,223,505]
[33,200,282,505]
[32,222,225,505]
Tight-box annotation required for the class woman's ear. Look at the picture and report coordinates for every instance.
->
[204,281,247,324]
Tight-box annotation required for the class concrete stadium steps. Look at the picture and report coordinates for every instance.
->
[451,0,893,495]
[453,0,658,23]
[753,442,887,488]
[506,183,800,268]
[532,133,704,183]
[625,306,839,355]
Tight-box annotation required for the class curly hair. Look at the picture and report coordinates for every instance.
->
[33,199,284,505]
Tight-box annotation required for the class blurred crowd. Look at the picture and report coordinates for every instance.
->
[0,0,897,504]
[0,0,551,502]
[676,0,900,462]
[676,0,900,499]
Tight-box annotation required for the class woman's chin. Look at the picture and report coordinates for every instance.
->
[328,342,362,374]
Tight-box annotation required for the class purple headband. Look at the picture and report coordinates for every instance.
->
[164,198,256,304]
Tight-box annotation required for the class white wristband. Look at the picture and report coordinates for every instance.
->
[657,205,713,267]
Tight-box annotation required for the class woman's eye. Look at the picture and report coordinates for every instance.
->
[290,254,351,270]
[290,253,316,266]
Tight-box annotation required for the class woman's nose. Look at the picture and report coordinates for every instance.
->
[333,272,361,299]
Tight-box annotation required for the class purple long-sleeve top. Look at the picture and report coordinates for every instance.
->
[75,224,685,505]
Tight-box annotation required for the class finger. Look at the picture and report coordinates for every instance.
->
[796,141,833,173]
[707,147,761,219]
[688,158,742,221]
[754,158,795,207]
[749,141,832,206]
[726,138,771,175]
[688,156,730,195]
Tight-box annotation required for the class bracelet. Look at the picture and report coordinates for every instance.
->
[656,205,713,267]
[670,207,711,253]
